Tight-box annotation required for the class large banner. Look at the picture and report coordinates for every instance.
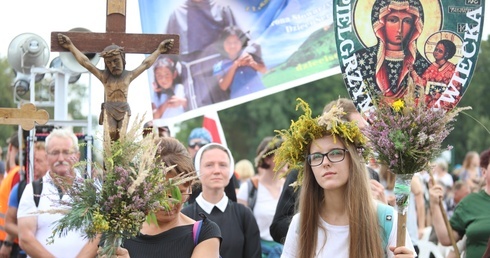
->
[139,0,340,124]
[334,0,485,113]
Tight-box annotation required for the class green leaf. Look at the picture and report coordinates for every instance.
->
[146,212,157,225]
[171,185,182,202]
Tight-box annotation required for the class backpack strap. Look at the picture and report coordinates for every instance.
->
[376,202,393,253]
[17,180,27,206]
[32,179,43,207]
[193,220,203,246]
[247,177,259,211]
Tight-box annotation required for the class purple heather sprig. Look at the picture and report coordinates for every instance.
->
[363,83,470,175]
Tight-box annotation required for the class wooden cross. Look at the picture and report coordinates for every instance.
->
[0,103,49,131]
[50,0,180,54]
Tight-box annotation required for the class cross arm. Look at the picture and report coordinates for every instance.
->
[0,103,49,131]
[50,32,180,55]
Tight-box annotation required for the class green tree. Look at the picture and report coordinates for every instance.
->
[0,59,17,154]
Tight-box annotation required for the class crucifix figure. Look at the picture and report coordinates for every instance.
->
[51,0,179,141]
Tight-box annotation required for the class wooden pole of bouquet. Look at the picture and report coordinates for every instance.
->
[396,213,407,247]
[428,171,460,258]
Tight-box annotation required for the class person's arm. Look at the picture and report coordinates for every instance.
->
[57,34,103,80]
[0,231,14,258]
[409,68,426,87]
[1,188,19,257]
[18,216,55,258]
[270,170,298,244]
[370,179,387,204]
[5,184,20,238]
[153,101,170,119]
[131,39,174,80]
[153,94,188,118]
[75,237,99,258]
[411,175,426,239]
[4,206,18,238]
[240,52,267,73]
[218,60,239,91]
[428,184,461,246]
[192,238,220,258]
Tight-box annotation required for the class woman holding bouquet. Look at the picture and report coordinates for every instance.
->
[276,99,415,258]
[114,137,222,258]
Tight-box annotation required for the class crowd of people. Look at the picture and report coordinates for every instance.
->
[0,96,488,258]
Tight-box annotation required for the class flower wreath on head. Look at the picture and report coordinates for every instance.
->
[272,98,369,188]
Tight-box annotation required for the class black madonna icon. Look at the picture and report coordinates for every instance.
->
[333,0,485,113]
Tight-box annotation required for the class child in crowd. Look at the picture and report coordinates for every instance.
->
[151,56,187,119]
[213,26,267,99]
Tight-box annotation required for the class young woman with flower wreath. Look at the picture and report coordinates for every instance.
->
[275,99,415,258]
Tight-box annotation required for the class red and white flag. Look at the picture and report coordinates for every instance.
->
[203,111,227,147]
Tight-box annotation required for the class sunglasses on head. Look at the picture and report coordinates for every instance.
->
[188,141,209,148]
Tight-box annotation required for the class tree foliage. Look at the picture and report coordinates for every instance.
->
[0,58,17,153]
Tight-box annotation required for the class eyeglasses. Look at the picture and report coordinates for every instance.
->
[307,148,349,167]
[47,150,76,157]
[188,141,209,149]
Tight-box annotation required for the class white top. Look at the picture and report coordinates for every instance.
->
[237,181,281,241]
[18,172,88,258]
[281,209,416,258]
[434,173,454,188]
[151,83,185,118]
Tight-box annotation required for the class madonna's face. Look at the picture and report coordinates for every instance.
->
[384,10,414,50]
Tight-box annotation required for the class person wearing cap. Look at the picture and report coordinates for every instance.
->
[182,143,261,258]
[237,136,286,258]
[187,128,213,158]
[186,128,237,203]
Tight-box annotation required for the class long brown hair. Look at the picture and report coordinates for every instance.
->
[297,136,384,258]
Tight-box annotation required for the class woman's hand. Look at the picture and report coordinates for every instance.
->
[389,246,415,257]
[429,183,444,206]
